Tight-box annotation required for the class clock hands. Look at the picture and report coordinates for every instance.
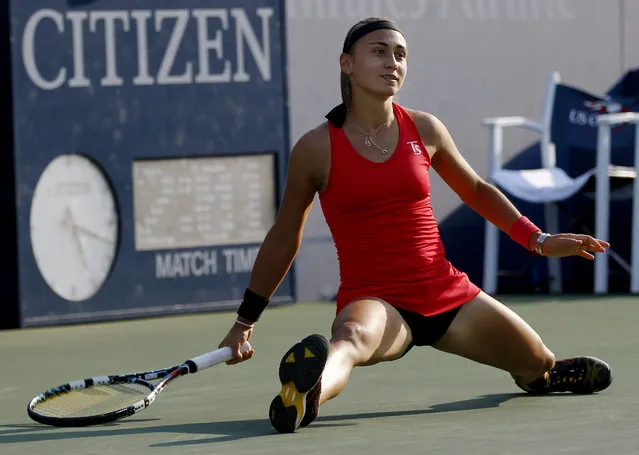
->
[70,224,90,270]
[72,223,115,245]
[61,208,89,270]
[60,208,115,245]
[59,207,117,276]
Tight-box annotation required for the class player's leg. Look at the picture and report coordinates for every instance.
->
[320,298,414,402]
[269,298,413,433]
[432,291,612,394]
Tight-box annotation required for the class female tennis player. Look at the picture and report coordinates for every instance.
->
[217,17,613,433]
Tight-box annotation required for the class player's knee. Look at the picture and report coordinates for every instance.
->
[332,321,373,354]
[525,345,555,376]
[542,348,556,372]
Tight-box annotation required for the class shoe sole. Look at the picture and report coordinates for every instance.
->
[269,334,329,433]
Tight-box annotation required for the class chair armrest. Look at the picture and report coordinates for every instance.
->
[483,116,547,175]
[482,116,544,133]
[596,112,639,126]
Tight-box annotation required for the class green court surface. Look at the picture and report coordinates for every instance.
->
[1,296,637,454]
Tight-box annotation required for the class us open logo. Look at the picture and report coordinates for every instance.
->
[569,100,632,135]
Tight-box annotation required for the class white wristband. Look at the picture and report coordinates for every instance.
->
[235,319,254,328]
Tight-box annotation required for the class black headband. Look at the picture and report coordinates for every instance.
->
[342,20,404,53]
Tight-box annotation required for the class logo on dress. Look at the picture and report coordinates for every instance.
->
[407,141,422,155]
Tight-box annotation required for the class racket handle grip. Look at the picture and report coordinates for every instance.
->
[186,341,252,372]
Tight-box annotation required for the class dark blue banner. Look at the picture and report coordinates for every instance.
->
[10,0,292,326]
[551,81,639,177]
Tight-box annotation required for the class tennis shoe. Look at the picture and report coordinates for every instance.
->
[268,334,329,433]
[517,356,612,394]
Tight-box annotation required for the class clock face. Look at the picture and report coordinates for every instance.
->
[30,154,119,302]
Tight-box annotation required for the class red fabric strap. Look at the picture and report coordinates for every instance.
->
[509,216,541,250]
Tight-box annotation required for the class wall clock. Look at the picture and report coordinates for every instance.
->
[29,154,119,302]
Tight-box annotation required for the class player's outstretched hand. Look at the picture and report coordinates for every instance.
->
[541,234,610,260]
[218,321,255,365]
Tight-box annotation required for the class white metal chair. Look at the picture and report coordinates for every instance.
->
[482,71,597,294]
[594,112,639,294]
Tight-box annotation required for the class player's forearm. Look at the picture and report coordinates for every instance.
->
[464,180,536,244]
[247,227,301,300]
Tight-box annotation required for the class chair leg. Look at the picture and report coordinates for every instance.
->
[483,220,499,294]
[545,203,562,293]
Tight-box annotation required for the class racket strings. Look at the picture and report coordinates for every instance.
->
[33,383,151,418]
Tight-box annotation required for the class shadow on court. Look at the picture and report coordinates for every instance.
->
[0,393,529,446]
[317,391,525,423]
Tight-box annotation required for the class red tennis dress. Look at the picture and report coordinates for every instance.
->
[319,103,481,316]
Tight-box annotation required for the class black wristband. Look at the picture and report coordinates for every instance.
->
[237,288,269,323]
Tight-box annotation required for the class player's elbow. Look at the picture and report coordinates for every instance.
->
[457,178,484,206]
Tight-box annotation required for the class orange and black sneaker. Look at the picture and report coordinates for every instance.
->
[268,334,329,433]
[518,356,612,394]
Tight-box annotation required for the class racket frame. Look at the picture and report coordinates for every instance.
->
[27,365,185,427]
[27,343,249,427]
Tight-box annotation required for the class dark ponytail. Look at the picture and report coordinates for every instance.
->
[325,72,351,128]
[340,71,353,113]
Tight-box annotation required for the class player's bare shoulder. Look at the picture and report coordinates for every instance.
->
[294,122,331,158]
[404,108,439,143]
[404,108,450,157]
[290,122,331,191]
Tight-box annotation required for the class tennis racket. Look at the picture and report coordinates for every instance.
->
[27,341,251,427]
